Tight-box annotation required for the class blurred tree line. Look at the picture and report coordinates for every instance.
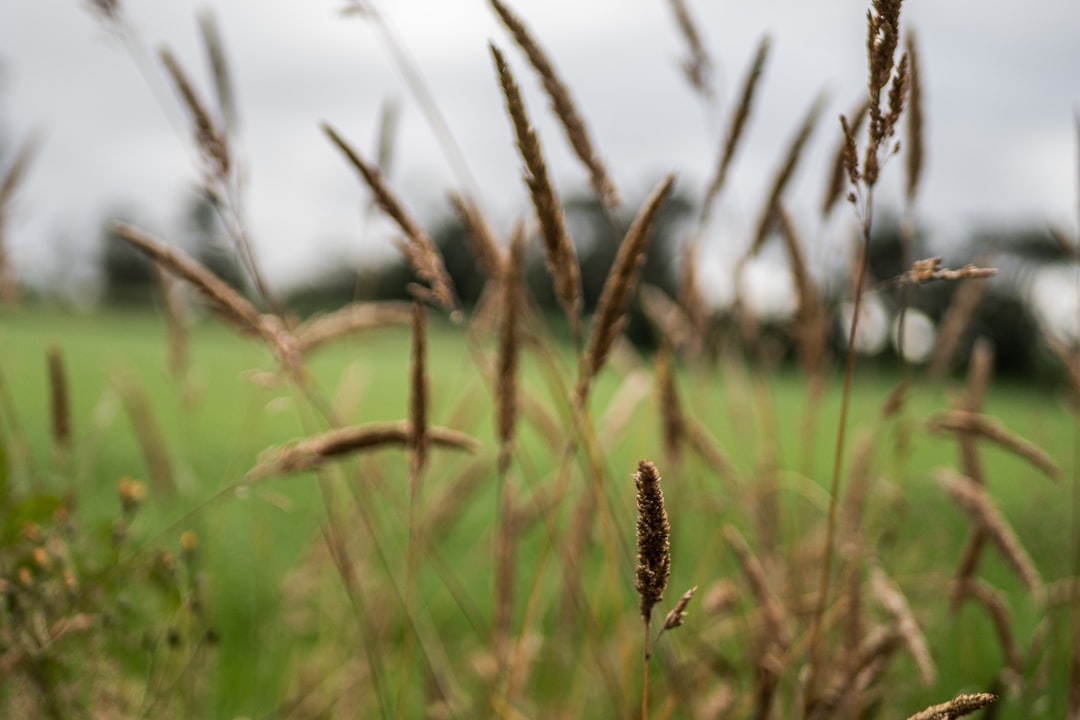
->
[91,182,1077,380]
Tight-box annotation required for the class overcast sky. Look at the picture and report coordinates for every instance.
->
[2,0,1078,296]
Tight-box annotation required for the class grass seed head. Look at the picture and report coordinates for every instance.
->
[635,460,671,623]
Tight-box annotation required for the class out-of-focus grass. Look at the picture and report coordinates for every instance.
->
[1,307,1074,716]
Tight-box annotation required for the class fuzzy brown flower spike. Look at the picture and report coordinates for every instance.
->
[635,460,671,623]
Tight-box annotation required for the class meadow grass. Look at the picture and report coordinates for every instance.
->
[3,0,1078,716]
[1,307,1073,717]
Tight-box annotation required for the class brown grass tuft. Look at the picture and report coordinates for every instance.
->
[702,35,771,224]
[937,468,1043,596]
[722,526,791,650]
[250,422,477,481]
[322,123,458,313]
[775,204,828,375]
[870,565,937,685]
[294,302,413,354]
[952,578,1023,674]
[928,409,1061,481]
[658,585,697,636]
[635,460,671,623]
[113,224,261,333]
[448,192,505,282]
[904,692,998,720]
[655,349,685,467]
[893,257,998,285]
[677,239,710,358]
[488,0,620,211]
[904,31,923,203]
[496,224,526,475]
[490,43,582,346]
[749,93,826,257]
[160,48,230,180]
[823,100,869,216]
[927,262,994,377]
[664,0,713,98]
[582,174,676,394]
[197,11,237,132]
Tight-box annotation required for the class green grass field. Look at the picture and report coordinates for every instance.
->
[1,306,1075,718]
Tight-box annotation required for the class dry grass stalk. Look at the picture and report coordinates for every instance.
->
[842,427,881,541]
[409,303,429,489]
[863,0,908,188]
[294,302,413,354]
[904,692,998,720]
[635,460,671,623]
[664,0,713,98]
[813,626,903,720]
[155,265,191,380]
[115,374,175,496]
[749,93,826,257]
[656,349,685,466]
[582,174,677,394]
[493,475,517,666]
[639,284,694,354]
[775,204,828,375]
[0,133,40,304]
[197,11,237,132]
[448,192,505,282]
[928,409,1061,481]
[46,345,71,455]
[488,0,620,211]
[160,49,230,179]
[822,100,869,216]
[953,578,1023,674]
[702,35,771,223]
[658,586,697,636]
[490,43,582,345]
[937,468,1043,596]
[721,526,791,650]
[677,239,710,358]
[597,369,652,447]
[496,224,525,475]
[870,565,937,685]
[904,31,923,202]
[950,532,987,614]
[322,123,457,313]
[250,421,477,481]
[927,258,995,377]
[683,416,738,486]
[113,224,262,333]
[949,340,993,610]
[635,459,670,720]
[893,257,997,285]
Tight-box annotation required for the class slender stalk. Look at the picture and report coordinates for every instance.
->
[642,622,651,720]
[804,203,873,716]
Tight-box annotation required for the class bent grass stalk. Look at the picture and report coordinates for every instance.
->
[634,460,670,720]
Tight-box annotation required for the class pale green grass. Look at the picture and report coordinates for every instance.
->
[1,306,1074,717]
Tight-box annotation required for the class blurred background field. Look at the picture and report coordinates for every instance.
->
[2,0,1079,717]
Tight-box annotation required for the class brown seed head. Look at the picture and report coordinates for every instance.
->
[635,460,671,623]
[490,42,582,343]
[489,0,620,211]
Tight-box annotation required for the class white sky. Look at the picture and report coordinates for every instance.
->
[2,0,1078,295]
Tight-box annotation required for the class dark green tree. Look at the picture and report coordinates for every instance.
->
[100,209,156,306]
